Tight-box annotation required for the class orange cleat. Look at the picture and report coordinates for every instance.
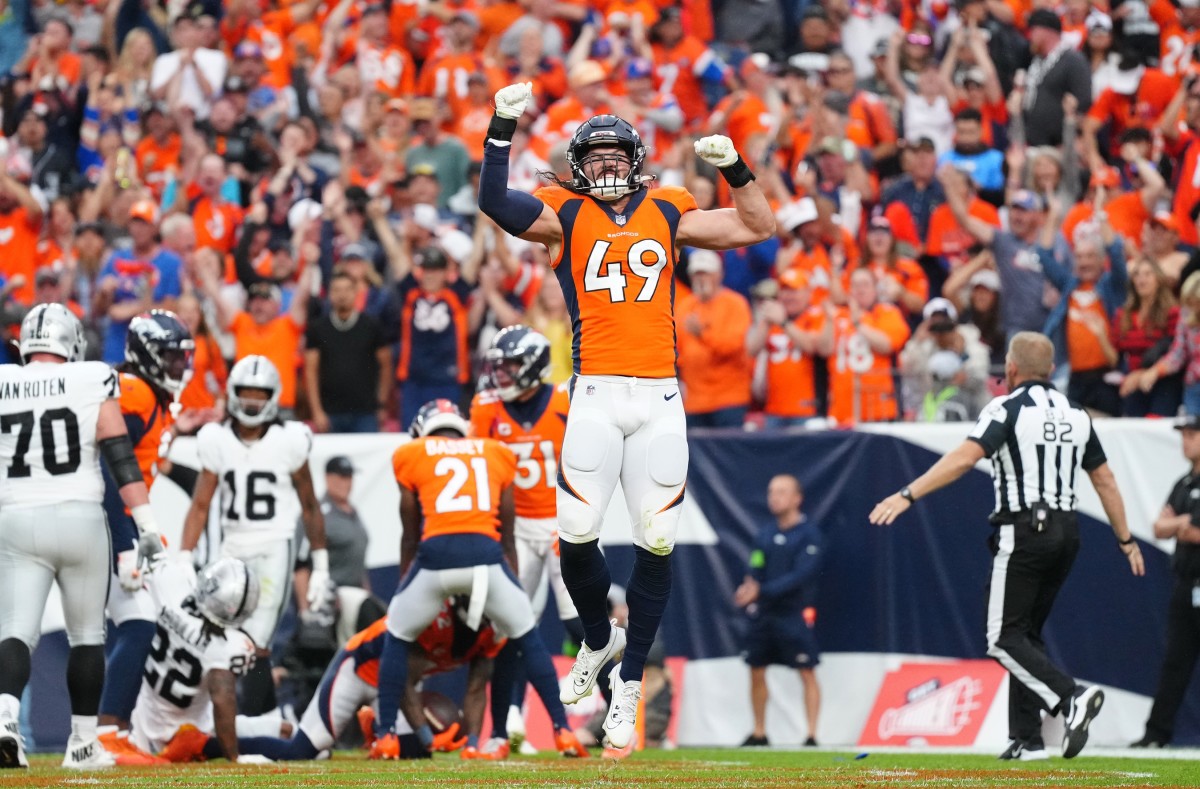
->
[97,728,168,766]
[602,741,634,760]
[460,737,509,761]
[158,725,210,764]
[357,707,376,750]
[368,733,400,760]
[555,728,589,758]
[431,722,467,753]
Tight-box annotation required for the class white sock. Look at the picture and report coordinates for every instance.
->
[71,715,98,741]
[0,694,19,722]
[234,712,283,738]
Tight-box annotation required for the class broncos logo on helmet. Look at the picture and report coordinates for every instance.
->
[564,115,649,201]
[126,310,195,396]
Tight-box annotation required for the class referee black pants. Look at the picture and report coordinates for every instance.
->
[986,513,1080,742]
[1144,578,1200,743]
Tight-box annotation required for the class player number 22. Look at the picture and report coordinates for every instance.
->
[583,239,668,303]
[435,457,492,513]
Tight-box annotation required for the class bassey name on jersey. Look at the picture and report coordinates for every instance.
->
[0,377,67,400]
[424,439,486,456]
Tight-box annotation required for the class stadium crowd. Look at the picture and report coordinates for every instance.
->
[2,0,1200,427]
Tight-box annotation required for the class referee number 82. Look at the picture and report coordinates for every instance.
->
[1042,420,1073,443]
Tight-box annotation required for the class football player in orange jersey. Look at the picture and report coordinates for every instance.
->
[231,601,504,762]
[97,311,195,765]
[478,82,775,748]
[372,401,588,760]
[470,326,583,749]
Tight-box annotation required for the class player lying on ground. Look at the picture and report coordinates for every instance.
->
[128,557,282,764]
[229,599,503,761]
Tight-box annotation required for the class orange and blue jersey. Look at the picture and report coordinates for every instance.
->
[392,436,517,542]
[103,372,174,558]
[317,608,505,729]
[533,184,698,378]
[469,383,569,519]
[395,274,473,384]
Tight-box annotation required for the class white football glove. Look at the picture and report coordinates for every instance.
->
[306,549,332,614]
[236,754,274,764]
[176,549,199,589]
[694,135,739,168]
[117,549,142,593]
[494,82,534,120]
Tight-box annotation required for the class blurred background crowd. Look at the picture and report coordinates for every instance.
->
[1,0,1199,429]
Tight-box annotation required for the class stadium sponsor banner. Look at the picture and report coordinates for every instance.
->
[858,660,1006,747]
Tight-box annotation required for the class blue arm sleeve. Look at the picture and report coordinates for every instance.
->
[478,140,547,237]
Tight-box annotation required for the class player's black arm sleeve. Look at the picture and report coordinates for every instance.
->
[99,435,143,488]
[478,138,545,236]
[164,462,200,494]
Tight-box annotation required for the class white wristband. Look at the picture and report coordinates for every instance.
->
[311,549,329,573]
[131,504,158,536]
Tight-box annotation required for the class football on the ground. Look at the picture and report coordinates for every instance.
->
[420,690,463,733]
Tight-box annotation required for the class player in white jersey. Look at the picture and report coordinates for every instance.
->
[130,558,261,762]
[179,355,328,718]
[0,304,165,771]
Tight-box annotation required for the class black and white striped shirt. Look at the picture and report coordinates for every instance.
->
[968,381,1107,516]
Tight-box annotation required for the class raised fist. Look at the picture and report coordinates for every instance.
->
[494,82,534,120]
[694,135,739,168]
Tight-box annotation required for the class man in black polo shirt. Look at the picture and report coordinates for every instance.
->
[305,269,392,433]
[1134,416,1200,747]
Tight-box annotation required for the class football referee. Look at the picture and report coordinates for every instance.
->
[870,332,1144,761]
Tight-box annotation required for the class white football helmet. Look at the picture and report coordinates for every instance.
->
[226,355,282,426]
[195,557,260,628]
[19,303,85,362]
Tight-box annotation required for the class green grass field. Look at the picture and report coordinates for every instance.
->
[6,749,1200,788]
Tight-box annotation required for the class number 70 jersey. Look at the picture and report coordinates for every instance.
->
[196,420,313,550]
[534,185,698,379]
[0,361,118,509]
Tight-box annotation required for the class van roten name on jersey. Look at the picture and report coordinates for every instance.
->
[0,377,66,400]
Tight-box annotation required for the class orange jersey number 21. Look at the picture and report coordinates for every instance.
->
[435,457,491,513]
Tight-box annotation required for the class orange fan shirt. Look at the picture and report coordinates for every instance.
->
[0,207,42,304]
[418,52,493,123]
[1066,285,1111,372]
[469,382,569,519]
[1062,192,1149,247]
[118,372,175,485]
[675,287,753,413]
[762,308,823,418]
[229,312,304,408]
[822,302,911,423]
[652,36,719,125]
[189,192,244,255]
[221,8,298,88]
[180,334,228,412]
[392,436,518,541]
[926,198,1001,266]
[533,184,698,378]
[343,36,417,98]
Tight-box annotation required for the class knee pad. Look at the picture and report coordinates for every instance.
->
[646,432,688,488]
[555,487,602,544]
[636,507,681,556]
